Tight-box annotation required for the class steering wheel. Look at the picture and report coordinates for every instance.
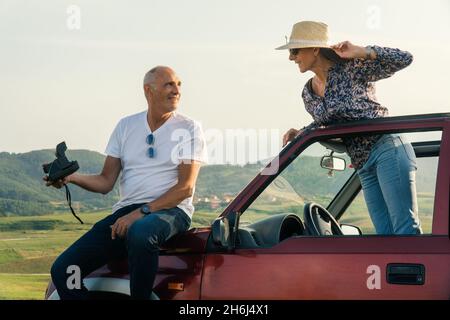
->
[303,202,343,236]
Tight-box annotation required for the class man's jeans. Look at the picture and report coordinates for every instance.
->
[357,134,422,235]
[50,204,191,299]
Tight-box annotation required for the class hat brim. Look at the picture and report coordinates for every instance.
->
[275,42,330,50]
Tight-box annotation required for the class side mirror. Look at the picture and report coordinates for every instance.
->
[340,224,362,235]
[321,155,346,171]
[212,217,229,247]
[211,212,239,251]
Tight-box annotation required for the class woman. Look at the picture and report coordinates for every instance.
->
[277,21,421,235]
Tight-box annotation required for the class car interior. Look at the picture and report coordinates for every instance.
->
[232,138,441,250]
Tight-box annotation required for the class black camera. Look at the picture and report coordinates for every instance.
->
[42,142,79,182]
[43,142,83,224]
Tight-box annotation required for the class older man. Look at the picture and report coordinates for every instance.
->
[46,66,207,299]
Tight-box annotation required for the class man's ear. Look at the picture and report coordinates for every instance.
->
[144,84,153,99]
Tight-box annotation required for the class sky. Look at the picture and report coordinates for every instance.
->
[1,0,449,163]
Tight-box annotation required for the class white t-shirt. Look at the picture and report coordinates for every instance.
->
[105,110,208,219]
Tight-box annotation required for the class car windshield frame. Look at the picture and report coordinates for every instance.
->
[219,114,450,220]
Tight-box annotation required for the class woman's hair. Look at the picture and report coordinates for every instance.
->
[319,48,347,64]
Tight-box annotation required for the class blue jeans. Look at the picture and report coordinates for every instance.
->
[357,134,422,235]
[50,204,191,299]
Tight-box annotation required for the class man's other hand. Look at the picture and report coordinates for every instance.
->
[111,209,144,240]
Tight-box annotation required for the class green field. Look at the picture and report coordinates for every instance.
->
[0,209,221,300]
[0,196,436,299]
[0,211,108,300]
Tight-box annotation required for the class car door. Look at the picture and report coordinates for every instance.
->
[201,116,450,299]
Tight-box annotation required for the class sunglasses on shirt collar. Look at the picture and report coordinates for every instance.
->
[146,134,155,158]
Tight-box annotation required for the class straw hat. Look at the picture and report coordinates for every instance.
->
[276,21,330,50]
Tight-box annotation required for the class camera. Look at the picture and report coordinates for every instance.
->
[42,142,79,182]
[43,142,83,224]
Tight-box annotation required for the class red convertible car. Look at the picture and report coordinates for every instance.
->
[45,113,450,300]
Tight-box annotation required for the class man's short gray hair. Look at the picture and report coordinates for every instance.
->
[143,67,160,87]
[143,65,173,87]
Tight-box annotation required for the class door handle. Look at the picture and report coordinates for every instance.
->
[386,263,425,285]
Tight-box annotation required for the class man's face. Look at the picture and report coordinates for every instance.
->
[145,69,181,113]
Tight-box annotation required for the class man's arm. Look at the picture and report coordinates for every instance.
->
[110,160,202,239]
[44,155,122,195]
[149,160,202,212]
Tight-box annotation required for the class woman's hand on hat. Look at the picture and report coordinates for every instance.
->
[331,41,366,59]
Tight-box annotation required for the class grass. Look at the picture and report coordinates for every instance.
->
[0,248,22,265]
[0,273,49,300]
[0,211,110,299]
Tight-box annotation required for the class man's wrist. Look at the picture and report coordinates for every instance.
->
[140,204,152,215]
[149,202,158,212]
[66,173,76,184]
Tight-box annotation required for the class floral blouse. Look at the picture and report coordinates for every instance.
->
[301,46,413,169]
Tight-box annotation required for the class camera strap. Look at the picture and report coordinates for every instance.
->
[64,185,84,224]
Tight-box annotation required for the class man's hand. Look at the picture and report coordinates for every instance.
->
[283,128,303,147]
[111,209,144,240]
[43,173,73,189]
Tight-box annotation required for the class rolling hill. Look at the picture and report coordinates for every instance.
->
[0,148,438,216]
